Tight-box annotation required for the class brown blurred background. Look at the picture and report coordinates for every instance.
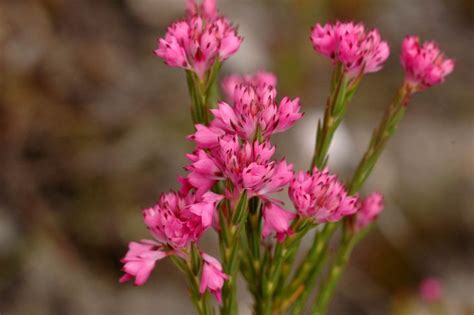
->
[0,0,473,314]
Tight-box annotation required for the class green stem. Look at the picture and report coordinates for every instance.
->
[219,192,249,315]
[311,231,357,315]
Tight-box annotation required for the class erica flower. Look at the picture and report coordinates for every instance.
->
[262,202,296,242]
[311,21,390,78]
[155,5,242,80]
[222,71,278,100]
[209,82,303,142]
[144,190,222,248]
[354,192,384,231]
[289,168,358,223]
[419,277,443,303]
[199,253,229,303]
[120,240,168,286]
[401,36,454,90]
[187,136,293,201]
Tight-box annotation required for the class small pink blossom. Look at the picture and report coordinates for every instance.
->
[289,168,358,223]
[354,192,384,231]
[401,36,454,90]
[144,190,221,248]
[120,240,168,286]
[419,277,443,303]
[155,13,242,80]
[311,21,390,78]
[262,202,296,242]
[209,83,303,142]
[222,71,278,100]
[199,253,229,303]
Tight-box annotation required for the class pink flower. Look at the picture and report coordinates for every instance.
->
[144,190,221,248]
[199,253,228,303]
[187,136,293,200]
[120,240,168,286]
[222,71,278,100]
[401,36,454,90]
[419,277,443,303]
[155,14,242,80]
[311,21,390,78]
[187,0,217,20]
[289,168,359,223]
[355,192,384,230]
[210,82,303,141]
[262,202,296,242]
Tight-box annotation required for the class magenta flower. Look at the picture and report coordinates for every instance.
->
[419,277,443,303]
[144,190,222,248]
[401,36,454,90]
[289,168,358,223]
[209,82,303,142]
[155,4,242,80]
[262,202,296,242]
[311,21,390,78]
[222,71,278,100]
[120,240,168,286]
[199,253,229,303]
[187,136,293,201]
[354,192,384,231]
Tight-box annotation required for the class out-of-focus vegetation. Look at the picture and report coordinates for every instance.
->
[0,0,472,314]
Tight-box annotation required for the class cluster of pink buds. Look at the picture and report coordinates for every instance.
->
[310,21,390,78]
[354,192,384,231]
[401,36,455,91]
[154,0,242,80]
[289,168,359,223]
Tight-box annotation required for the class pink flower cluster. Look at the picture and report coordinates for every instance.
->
[354,192,384,231]
[120,185,227,301]
[154,0,242,80]
[401,36,454,90]
[310,21,390,78]
[419,277,443,303]
[289,167,359,223]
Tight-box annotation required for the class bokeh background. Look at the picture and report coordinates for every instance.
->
[0,0,473,314]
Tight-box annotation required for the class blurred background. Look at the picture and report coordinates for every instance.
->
[0,0,473,314]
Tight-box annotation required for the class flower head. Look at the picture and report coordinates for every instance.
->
[354,192,384,231]
[262,202,296,242]
[120,240,168,286]
[401,36,454,90]
[289,168,358,222]
[419,277,443,303]
[222,71,278,100]
[199,253,229,303]
[210,82,303,142]
[311,21,390,78]
[144,190,222,248]
[155,6,242,80]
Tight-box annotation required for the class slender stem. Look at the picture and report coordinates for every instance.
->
[219,192,249,315]
[311,231,357,315]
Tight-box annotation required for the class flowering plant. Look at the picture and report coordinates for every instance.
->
[120,1,454,314]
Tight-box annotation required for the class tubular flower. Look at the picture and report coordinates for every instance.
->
[120,240,168,286]
[311,21,390,78]
[144,190,222,248]
[210,82,303,142]
[289,168,359,223]
[187,136,293,199]
[354,192,384,231]
[154,8,242,80]
[199,253,229,303]
[222,71,278,100]
[401,36,454,90]
[262,202,296,242]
